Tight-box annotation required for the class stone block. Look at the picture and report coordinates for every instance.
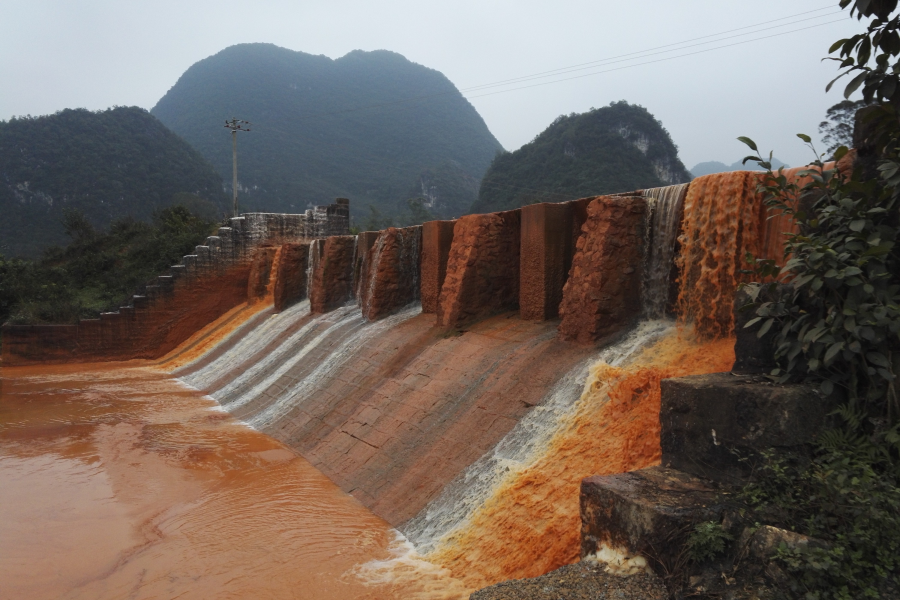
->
[558,196,647,344]
[420,220,455,314]
[660,373,831,484]
[273,242,310,312]
[732,285,792,375]
[0,324,78,365]
[436,210,520,329]
[310,235,356,314]
[247,246,278,302]
[519,202,575,321]
[581,466,724,571]
[359,226,422,321]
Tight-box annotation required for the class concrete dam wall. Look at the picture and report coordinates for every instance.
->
[1,171,802,589]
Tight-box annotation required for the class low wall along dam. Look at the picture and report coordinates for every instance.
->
[0,168,830,598]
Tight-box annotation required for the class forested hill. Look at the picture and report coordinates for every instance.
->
[151,43,503,222]
[472,101,692,214]
[0,107,227,258]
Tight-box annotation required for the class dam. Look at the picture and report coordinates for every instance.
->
[1,169,813,598]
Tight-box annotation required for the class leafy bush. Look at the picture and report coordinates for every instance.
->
[687,521,733,563]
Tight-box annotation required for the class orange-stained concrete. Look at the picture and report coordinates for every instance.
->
[425,330,736,589]
[0,363,469,600]
[676,172,763,338]
[189,310,595,526]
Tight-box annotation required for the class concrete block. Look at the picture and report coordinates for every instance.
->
[420,220,455,314]
[660,373,832,484]
[581,466,723,571]
[519,202,574,321]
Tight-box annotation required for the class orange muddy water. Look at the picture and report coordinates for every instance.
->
[0,363,467,600]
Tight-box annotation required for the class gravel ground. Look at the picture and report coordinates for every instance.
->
[470,561,667,600]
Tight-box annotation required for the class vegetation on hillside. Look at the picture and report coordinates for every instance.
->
[471,101,692,214]
[151,44,502,223]
[0,205,219,326]
[0,107,227,258]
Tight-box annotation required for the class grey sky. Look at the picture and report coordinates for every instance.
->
[1,0,862,170]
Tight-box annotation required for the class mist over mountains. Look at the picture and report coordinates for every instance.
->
[151,43,503,222]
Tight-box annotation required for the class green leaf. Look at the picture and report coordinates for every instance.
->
[797,133,812,143]
[744,316,763,329]
[866,352,891,368]
[758,318,774,338]
[825,342,845,364]
[820,379,834,396]
[845,71,869,98]
[737,136,758,152]
[850,219,867,232]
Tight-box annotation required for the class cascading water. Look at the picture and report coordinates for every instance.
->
[305,240,319,300]
[641,183,689,318]
[676,171,762,338]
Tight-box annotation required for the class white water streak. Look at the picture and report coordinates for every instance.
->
[247,304,422,429]
[180,300,310,388]
[401,319,675,554]
[220,307,361,410]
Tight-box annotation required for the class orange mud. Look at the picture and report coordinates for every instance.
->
[425,329,736,589]
[676,172,763,338]
[0,363,467,600]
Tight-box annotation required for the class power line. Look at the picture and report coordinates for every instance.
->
[467,18,847,99]
[286,8,847,122]
[460,6,840,93]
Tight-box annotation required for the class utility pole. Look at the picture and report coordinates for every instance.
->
[224,118,251,217]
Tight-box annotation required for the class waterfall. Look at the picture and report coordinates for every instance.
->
[361,234,387,316]
[641,183,688,319]
[247,304,421,429]
[400,319,674,554]
[305,241,319,300]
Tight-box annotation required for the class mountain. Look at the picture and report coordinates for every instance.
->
[151,43,503,222]
[0,107,227,258]
[472,101,692,214]
[690,157,789,178]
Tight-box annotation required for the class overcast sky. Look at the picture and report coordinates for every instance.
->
[1,0,862,169]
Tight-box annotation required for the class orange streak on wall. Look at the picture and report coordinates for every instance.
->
[676,172,763,338]
[426,330,735,589]
[149,300,273,371]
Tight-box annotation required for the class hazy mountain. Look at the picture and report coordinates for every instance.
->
[151,43,503,222]
[0,107,226,258]
[471,101,692,214]
[690,157,790,178]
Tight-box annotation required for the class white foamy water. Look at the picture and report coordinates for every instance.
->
[180,300,312,389]
[248,304,422,429]
[401,319,675,553]
[642,183,689,319]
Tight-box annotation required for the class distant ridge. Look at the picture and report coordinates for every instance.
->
[472,101,691,214]
[0,107,226,258]
[151,43,503,222]
[690,157,790,178]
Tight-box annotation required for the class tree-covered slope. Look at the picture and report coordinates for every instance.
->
[472,101,692,214]
[0,107,227,258]
[151,44,503,222]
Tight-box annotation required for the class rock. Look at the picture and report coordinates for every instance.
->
[732,284,792,375]
[580,466,724,574]
[519,202,575,321]
[660,373,831,484]
[247,246,278,302]
[359,226,422,320]
[309,235,356,313]
[437,210,521,329]
[420,220,455,314]
[469,560,667,600]
[558,196,647,344]
[273,242,310,312]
